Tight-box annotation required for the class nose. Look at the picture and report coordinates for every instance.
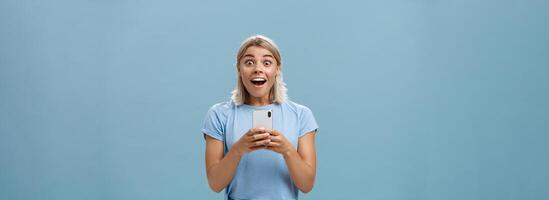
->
[253,63,265,74]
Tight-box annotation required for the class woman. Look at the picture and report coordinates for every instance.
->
[202,35,318,200]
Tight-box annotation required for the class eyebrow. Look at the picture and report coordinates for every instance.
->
[243,54,274,58]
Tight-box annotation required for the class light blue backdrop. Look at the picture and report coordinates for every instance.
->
[1,0,548,199]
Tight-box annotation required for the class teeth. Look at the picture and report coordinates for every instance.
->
[252,78,266,81]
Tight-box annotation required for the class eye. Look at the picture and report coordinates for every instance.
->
[244,59,255,66]
[263,60,272,66]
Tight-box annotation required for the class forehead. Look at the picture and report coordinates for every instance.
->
[242,46,274,57]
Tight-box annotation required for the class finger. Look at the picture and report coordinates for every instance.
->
[251,133,270,141]
[245,132,267,142]
[269,136,282,142]
[267,141,281,147]
[246,127,264,136]
[246,139,266,149]
[252,138,271,147]
[255,127,267,133]
[246,135,258,143]
[266,129,279,136]
[254,127,269,135]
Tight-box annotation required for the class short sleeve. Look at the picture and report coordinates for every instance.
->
[201,105,226,141]
[299,106,319,137]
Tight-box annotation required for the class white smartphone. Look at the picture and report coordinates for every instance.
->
[253,110,272,129]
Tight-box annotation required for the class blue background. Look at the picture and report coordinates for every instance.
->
[1,0,548,199]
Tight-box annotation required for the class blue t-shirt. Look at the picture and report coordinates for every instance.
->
[202,100,319,200]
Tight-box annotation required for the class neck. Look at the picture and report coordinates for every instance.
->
[246,95,272,106]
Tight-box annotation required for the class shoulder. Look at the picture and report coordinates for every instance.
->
[209,100,235,110]
[207,101,235,116]
[282,100,314,115]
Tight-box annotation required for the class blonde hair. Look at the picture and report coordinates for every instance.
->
[231,35,288,105]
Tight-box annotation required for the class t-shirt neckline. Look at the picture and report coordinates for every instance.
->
[241,103,276,110]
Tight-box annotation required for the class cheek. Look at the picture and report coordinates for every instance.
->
[267,67,278,77]
[238,68,249,78]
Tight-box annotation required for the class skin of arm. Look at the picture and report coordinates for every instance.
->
[204,128,271,192]
[266,130,317,193]
[204,136,239,193]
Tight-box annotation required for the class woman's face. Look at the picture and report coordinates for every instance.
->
[238,46,279,101]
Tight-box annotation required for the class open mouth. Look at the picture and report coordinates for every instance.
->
[250,78,267,86]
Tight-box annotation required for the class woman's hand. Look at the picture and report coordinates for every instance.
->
[265,129,295,155]
[232,128,271,156]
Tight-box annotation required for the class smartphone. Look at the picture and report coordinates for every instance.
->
[253,110,273,129]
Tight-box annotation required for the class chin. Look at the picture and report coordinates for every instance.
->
[248,92,268,98]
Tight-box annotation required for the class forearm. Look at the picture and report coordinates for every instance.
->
[206,148,242,192]
[283,148,316,193]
